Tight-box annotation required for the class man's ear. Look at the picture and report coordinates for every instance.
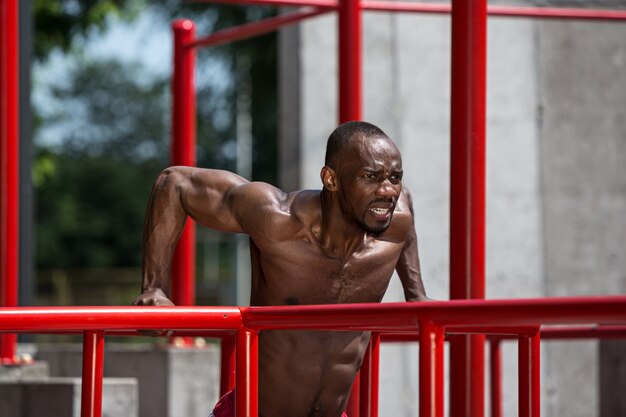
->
[320,166,338,191]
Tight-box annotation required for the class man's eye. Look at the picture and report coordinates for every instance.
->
[364,173,377,180]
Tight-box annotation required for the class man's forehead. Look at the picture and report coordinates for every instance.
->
[348,135,400,157]
[341,135,402,167]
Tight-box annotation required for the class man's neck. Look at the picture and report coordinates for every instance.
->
[318,190,367,261]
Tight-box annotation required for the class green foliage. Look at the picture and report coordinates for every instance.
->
[33,0,144,60]
[35,149,162,268]
[33,1,279,272]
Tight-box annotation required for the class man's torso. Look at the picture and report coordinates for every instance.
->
[243,190,411,417]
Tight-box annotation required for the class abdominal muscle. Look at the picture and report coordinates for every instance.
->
[257,329,370,417]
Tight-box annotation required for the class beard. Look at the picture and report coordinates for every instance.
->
[339,189,394,235]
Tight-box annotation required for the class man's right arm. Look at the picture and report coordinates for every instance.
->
[133,166,277,306]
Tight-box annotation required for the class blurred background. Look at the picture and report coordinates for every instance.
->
[28,0,279,312]
[11,1,626,415]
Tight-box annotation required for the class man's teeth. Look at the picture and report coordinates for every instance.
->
[370,208,389,215]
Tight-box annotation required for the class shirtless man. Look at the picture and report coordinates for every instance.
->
[133,121,428,417]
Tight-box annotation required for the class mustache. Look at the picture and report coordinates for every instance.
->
[370,197,396,205]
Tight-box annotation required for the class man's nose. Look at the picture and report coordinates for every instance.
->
[376,179,399,199]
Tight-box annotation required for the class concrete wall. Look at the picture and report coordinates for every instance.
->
[37,343,220,417]
[279,5,626,417]
[0,377,138,417]
[537,19,626,417]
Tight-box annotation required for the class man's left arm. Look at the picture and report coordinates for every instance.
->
[395,189,429,302]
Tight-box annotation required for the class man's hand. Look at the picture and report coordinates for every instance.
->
[132,288,175,337]
[132,288,175,307]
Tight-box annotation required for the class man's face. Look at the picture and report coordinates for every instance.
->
[334,135,403,234]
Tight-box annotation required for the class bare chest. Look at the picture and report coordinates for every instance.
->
[252,238,402,306]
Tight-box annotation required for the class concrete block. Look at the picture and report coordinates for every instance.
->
[0,377,138,417]
[37,343,220,417]
[0,362,49,381]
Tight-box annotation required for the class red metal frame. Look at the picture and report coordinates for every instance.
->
[0,0,19,364]
[168,0,626,316]
[1,296,624,417]
[81,330,105,417]
[1,0,625,414]
[362,1,626,20]
[448,0,487,414]
[171,20,198,308]
[338,0,362,123]
[188,8,332,49]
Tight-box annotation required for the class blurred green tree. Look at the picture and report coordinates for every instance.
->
[33,1,278,274]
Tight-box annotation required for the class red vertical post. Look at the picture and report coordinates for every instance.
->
[419,320,445,417]
[236,328,258,417]
[448,0,487,415]
[220,333,237,396]
[0,0,19,364]
[347,370,360,417]
[489,338,503,417]
[338,0,362,123]
[80,330,105,417]
[359,332,380,417]
[518,330,540,417]
[171,20,197,307]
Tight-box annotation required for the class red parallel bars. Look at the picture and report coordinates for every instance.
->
[171,20,198,307]
[0,0,19,364]
[449,0,487,416]
[0,298,625,417]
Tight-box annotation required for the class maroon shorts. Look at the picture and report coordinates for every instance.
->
[210,390,348,417]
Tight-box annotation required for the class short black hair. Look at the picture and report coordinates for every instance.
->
[325,121,389,167]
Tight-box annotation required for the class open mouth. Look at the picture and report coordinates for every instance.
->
[368,205,394,220]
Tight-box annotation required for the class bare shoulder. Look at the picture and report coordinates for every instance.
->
[229,183,317,240]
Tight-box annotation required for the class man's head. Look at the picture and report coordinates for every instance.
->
[321,121,403,235]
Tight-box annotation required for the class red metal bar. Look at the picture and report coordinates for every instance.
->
[241,297,626,330]
[171,19,198,308]
[518,329,540,417]
[419,320,445,417]
[220,333,237,396]
[0,0,19,364]
[489,338,503,417]
[359,333,380,417]
[236,328,258,417]
[194,0,337,9]
[0,306,243,332]
[0,297,624,334]
[338,0,363,123]
[362,1,626,20]
[80,330,105,417]
[188,8,331,49]
[449,0,487,414]
[346,371,360,417]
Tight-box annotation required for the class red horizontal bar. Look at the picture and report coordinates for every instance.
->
[193,0,337,8]
[0,297,625,333]
[362,1,626,21]
[187,8,331,49]
[243,296,626,329]
[0,306,243,332]
[381,325,626,343]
